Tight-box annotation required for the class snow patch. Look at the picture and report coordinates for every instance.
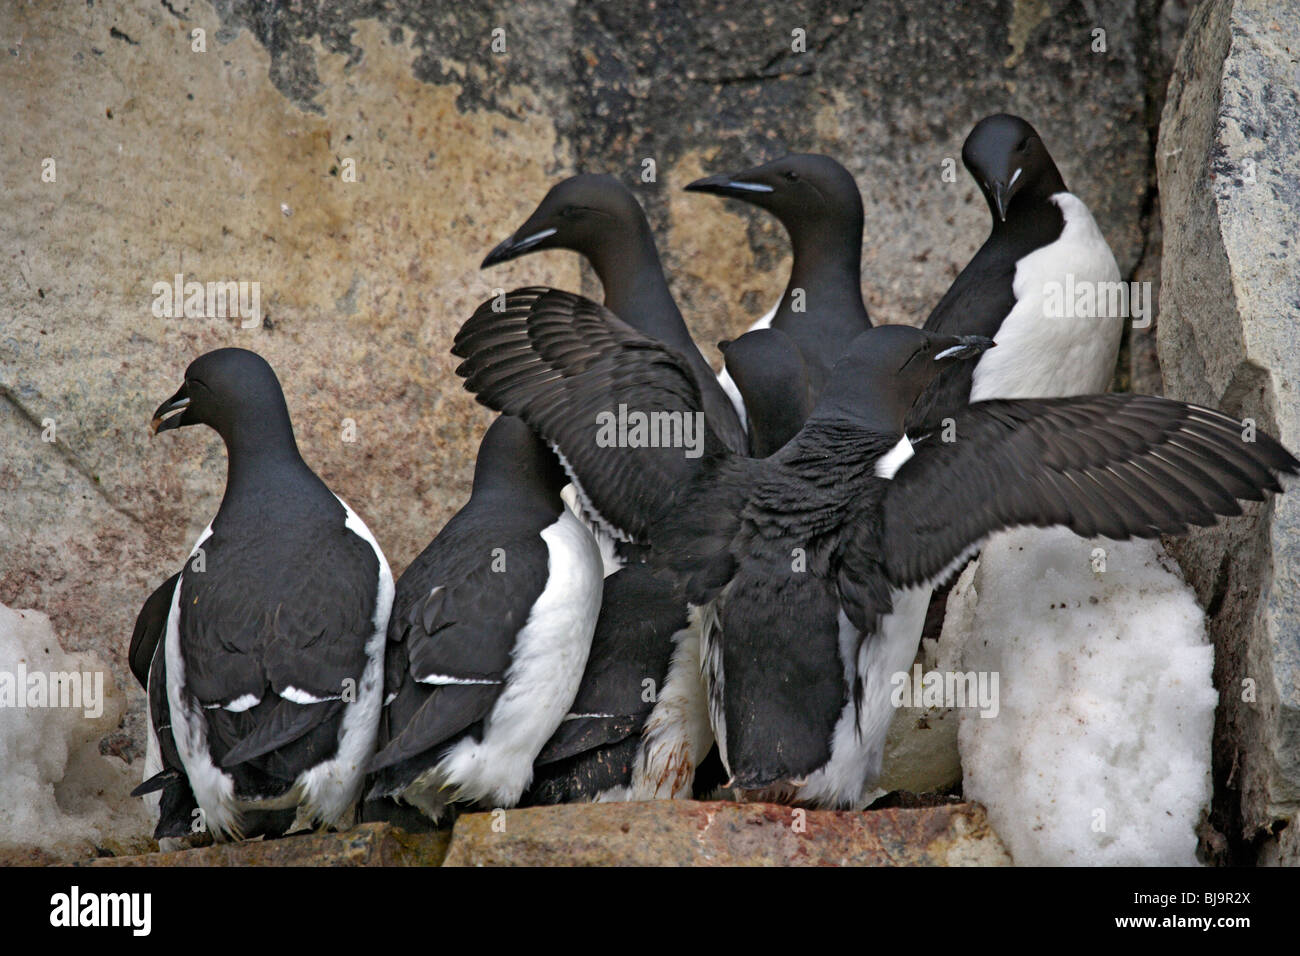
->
[0,603,152,855]
[939,528,1216,866]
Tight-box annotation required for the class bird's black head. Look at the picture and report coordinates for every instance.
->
[685,153,863,235]
[962,114,1067,223]
[471,414,567,506]
[816,325,993,433]
[721,328,815,457]
[151,347,295,451]
[481,173,647,269]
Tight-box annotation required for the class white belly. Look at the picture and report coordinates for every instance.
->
[971,192,1123,401]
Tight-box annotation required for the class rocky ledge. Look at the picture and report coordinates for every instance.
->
[79,801,1008,867]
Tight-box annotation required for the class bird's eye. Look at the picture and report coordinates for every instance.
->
[783,170,800,183]
[560,205,583,220]
[1015,138,1030,151]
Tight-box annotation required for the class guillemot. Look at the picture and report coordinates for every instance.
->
[367,415,603,819]
[911,113,1123,432]
[687,153,872,421]
[482,173,748,456]
[145,348,392,840]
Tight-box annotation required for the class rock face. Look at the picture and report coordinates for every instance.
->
[1156,0,1300,865]
[0,0,1188,856]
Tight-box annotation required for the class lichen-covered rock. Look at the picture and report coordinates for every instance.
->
[1156,0,1300,864]
[442,800,1010,866]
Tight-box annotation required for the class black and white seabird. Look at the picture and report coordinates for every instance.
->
[481,173,748,456]
[367,415,603,819]
[911,113,1123,432]
[452,288,1297,807]
[144,348,393,840]
[687,153,873,420]
[523,563,714,805]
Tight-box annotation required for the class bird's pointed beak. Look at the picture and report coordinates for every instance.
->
[151,384,191,435]
[685,172,774,197]
[934,335,995,363]
[480,226,558,269]
[991,181,1009,222]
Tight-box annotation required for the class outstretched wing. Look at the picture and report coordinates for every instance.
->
[453,287,727,544]
[877,394,1297,592]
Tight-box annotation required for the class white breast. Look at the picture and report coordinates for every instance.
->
[970,192,1123,402]
[797,588,933,809]
[429,508,604,808]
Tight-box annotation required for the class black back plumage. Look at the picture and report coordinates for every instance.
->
[368,415,567,794]
[179,485,375,793]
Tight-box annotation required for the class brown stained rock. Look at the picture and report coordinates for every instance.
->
[441,801,1010,867]
[81,823,451,867]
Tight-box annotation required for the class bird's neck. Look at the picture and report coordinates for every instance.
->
[588,222,695,354]
[990,170,1070,247]
[219,416,313,503]
[775,222,869,334]
[470,447,565,515]
[472,479,562,520]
